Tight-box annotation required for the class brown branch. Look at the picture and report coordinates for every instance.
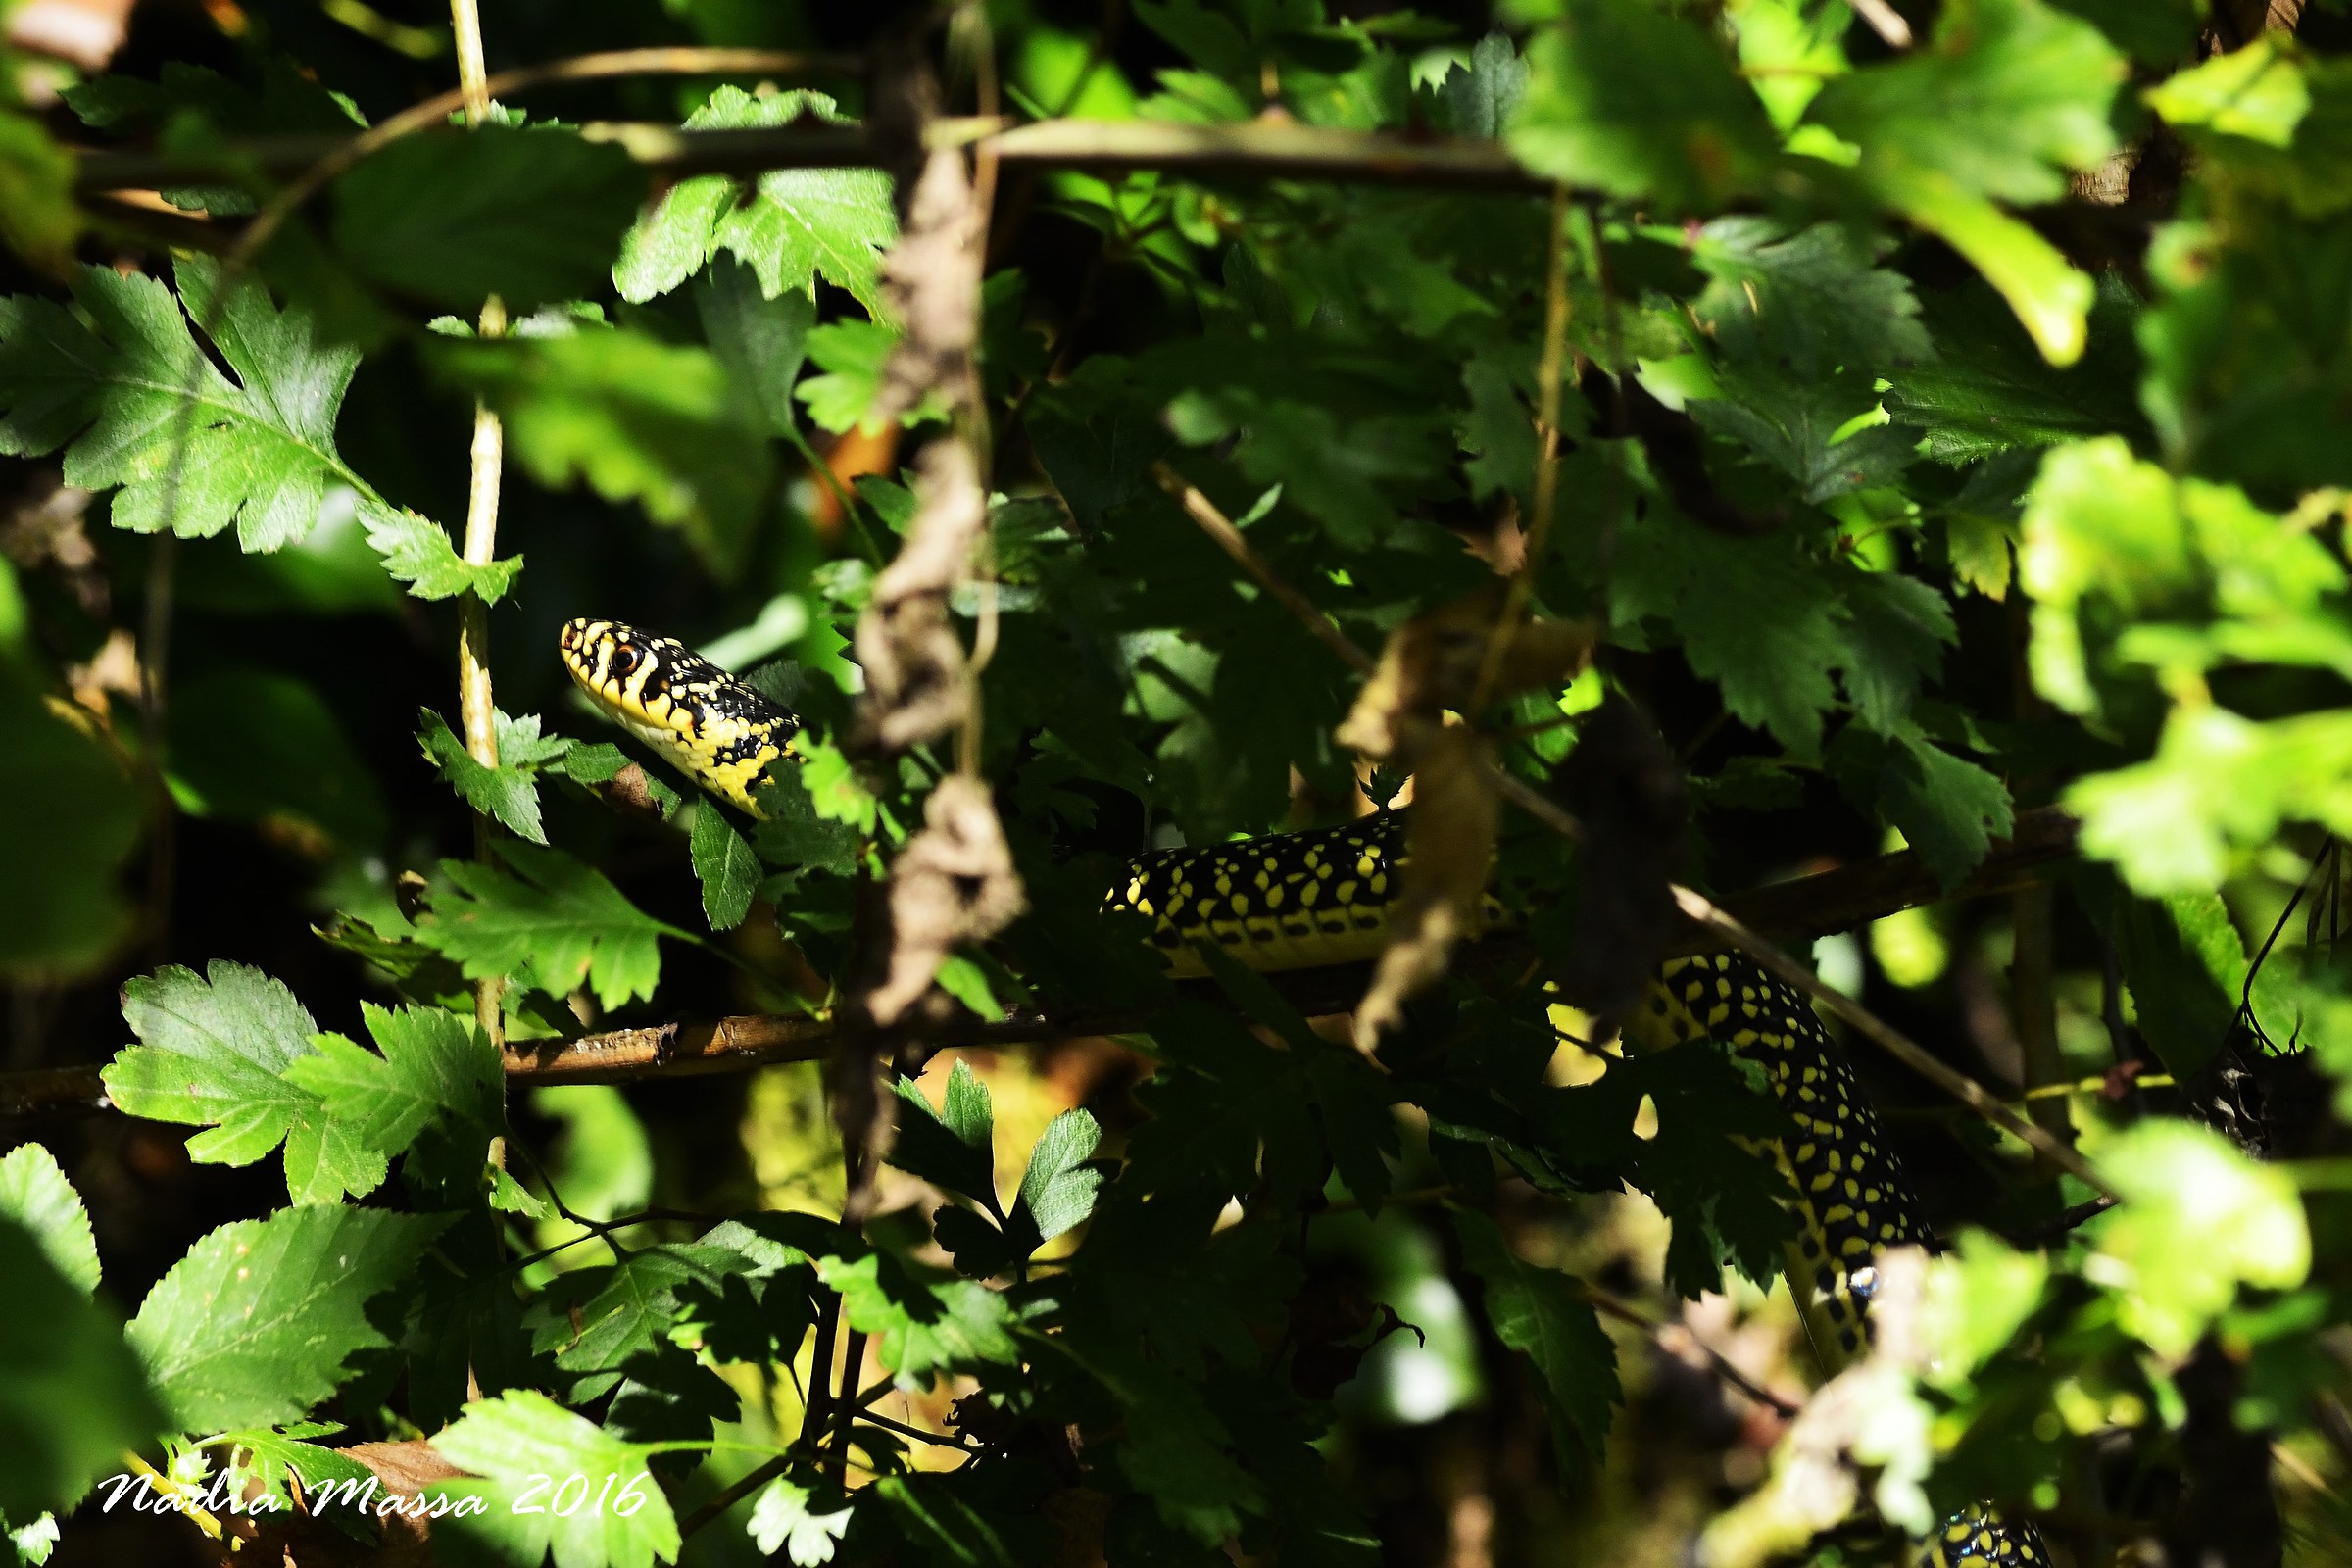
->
[1152,463,1375,676]
[0,811,2080,1122]
[75,116,1545,195]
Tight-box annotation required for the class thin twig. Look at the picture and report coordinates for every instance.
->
[1577,1280,1802,1419]
[450,0,509,1050]
[855,1407,980,1452]
[1151,462,1374,675]
[218,48,856,271]
[1843,0,1915,48]
[1666,884,2118,1197]
[678,1453,790,1539]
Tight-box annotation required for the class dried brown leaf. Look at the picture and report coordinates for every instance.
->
[866,774,1026,1027]
[1354,726,1496,1050]
[1337,588,1592,759]
[871,147,984,430]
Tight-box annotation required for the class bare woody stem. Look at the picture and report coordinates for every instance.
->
[449,0,509,1048]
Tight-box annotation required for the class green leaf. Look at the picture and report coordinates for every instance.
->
[0,113,80,272]
[1916,1231,2049,1390]
[104,960,386,1204]
[797,318,906,436]
[1612,515,1846,756]
[434,326,772,576]
[0,1218,165,1519]
[1884,277,2147,463]
[1690,218,1932,380]
[214,1422,376,1508]
[752,768,862,876]
[689,803,760,932]
[169,663,387,850]
[1452,1207,1620,1459]
[613,87,895,314]
[2092,1118,2310,1360]
[1807,0,2125,363]
[889,1061,999,1208]
[1016,1108,1103,1246]
[361,499,522,602]
[817,1249,1020,1387]
[2146,33,2309,148]
[2103,884,2248,1079]
[529,1243,755,1394]
[0,258,368,550]
[280,1003,502,1176]
[428,1390,681,1568]
[1827,724,2012,891]
[1689,368,1919,503]
[418,842,688,1010]
[748,1474,854,1565]
[128,1204,449,1432]
[2017,437,2196,715]
[0,683,140,977]
[418,708,574,845]
[0,1146,100,1297]
[1507,0,1777,212]
[1441,32,1529,139]
[1838,573,1955,735]
[696,255,814,437]
[330,124,644,311]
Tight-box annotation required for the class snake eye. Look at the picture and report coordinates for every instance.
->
[610,644,641,678]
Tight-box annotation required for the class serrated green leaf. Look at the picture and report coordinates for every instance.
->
[528,1243,755,1395]
[1612,515,1846,756]
[1441,32,1528,139]
[696,256,813,437]
[613,87,895,314]
[418,843,687,1010]
[0,258,368,550]
[1690,218,1932,380]
[753,767,863,875]
[0,1218,164,1519]
[1508,0,1777,212]
[0,1146,100,1297]
[128,1205,449,1432]
[1838,573,1955,734]
[689,802,760,932]
[280,1003,501,1176]
[418,707,574,844]
[361,500,521,602]
[889,1063,999,1209]
[103,960,386,1204]
[2146,33,2308,147]
[1452,1207,1620,1459]
[429,1390,680,1568]
[216,1422,376,1507]
[1808,0,2125,363]
[1016,1108,1103,1245]
[817,1250,1020,1387]
[331,125,643,311]
[749,1473,855,1565]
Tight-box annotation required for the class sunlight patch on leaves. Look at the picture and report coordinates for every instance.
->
[418,844,687,1010]
[361,499,521,602]
[0,1145,100,1297]
[0,1218,164,1520]
[127,1205,449,1432]
[103,960,387,1204]
[613,87,895,314]
[429,1390,680,1568]
[0,258,373,550]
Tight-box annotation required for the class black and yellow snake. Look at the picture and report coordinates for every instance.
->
[558,615,2047,1568]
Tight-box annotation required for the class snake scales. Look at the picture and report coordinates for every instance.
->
[559,616,2047,1567]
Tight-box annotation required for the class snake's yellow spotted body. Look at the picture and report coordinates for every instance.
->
[559,617,2045,1567]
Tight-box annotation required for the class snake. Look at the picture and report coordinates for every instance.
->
[558,615,2048,1568]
